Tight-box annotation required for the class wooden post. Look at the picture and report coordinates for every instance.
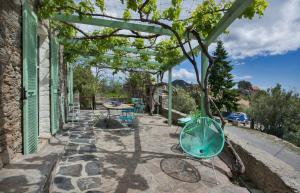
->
[168,68,172,126]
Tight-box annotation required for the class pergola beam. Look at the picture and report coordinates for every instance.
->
[78,57,159,73]
[52,14,173,36]
[112,47,157,56]
[79,55,161,66]
[65,39,158,56]
[100,54,161,66]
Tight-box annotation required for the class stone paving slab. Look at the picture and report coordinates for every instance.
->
[51,111,104,192]
[50,111,250,193]
[0,137,64,193]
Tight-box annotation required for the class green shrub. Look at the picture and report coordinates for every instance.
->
[173,87,197,114]
[248,84,300,139]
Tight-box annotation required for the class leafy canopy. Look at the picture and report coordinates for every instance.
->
[39,0,268,73]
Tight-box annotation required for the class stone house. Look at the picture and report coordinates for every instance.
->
[0,0,72,168]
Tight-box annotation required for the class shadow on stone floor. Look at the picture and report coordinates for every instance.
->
[0,150,61,193]
[55,112,233,193]
[160,158,201,183]
[0,175,30,193]
[112,124,149,193]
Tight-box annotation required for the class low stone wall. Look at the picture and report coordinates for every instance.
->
[226,132,300,193]
[159,107,186,124]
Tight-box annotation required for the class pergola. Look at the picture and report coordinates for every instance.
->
[52,0,253,126]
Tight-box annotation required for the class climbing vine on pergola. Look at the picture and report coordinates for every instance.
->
[39,0,268,127]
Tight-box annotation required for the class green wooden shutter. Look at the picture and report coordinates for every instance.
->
[67,63,71,106]
[69,64,74,105]
[61,95,65,123]
[22,2,38,154]
[50,37,59,134]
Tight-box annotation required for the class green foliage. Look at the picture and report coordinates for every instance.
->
[73,65,102,108]
[191,0,228,37]
[238,80,252,90]
[38,0,268,114]
[238,80,253,96]
[95,0,105,12]
[124,72,155,98]
[241,0,269,19]
[73,65,101,95]
[209,41,238,112]
[173,87,197,114]
[248,84,300,140]
[39,0,268,72]
[123,9,131,20]
[102,79,127,98]
[155,39,181,70]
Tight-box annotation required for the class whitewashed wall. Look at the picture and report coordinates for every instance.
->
[38,22,51,137]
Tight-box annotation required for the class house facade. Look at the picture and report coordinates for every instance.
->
[0,0,72,168]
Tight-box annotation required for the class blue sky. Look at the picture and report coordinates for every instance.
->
[171,49,300,92]
[163,0,300,93]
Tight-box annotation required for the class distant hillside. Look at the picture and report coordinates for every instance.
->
[172,79,192,88]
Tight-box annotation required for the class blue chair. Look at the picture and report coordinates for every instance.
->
[131,98,141,104]
[179,116,225,184]
[119,108,135,125]
[136,104,145,113]
[131,98,145,114]
[175,117,192,134]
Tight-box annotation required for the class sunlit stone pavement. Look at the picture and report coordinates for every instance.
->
[51,110,249,193]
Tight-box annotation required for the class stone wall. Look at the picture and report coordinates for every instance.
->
[160,107,186,124]
[226,132,300,193]
[0,0,23,168]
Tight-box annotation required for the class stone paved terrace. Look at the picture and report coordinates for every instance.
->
[51,110,249,193]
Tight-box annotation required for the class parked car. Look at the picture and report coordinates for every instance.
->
[226,112,249,125]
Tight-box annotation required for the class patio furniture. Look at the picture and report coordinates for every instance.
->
[131,97,142,104]
[102,102,134,127]
[119,108,135,125]
[175,111,201,134]
[135,103,145,113]
[91,110,106,127]
[175,117,192,134]
[179,116,225,184]
[68,92,80,122]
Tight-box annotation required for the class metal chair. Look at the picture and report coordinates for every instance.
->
[179,116,225,184]
[119,108,135,125]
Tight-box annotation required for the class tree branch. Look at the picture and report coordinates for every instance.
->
[186,29,195,61]
[61,21,89,37]
[73,30,160,40]
[138,0,150,16]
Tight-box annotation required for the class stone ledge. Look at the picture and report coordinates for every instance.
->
[0,136,64,193]
[159,107,187,124]
[226,132,300,193]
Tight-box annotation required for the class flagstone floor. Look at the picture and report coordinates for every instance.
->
[51,110,249,193]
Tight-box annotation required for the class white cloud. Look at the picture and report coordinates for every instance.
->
[233,75,253,81]
[232,61,245,66]
[76,0,300,60]
[163,68,196,83]
[173,68,194,80]
[223,0,300,59]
